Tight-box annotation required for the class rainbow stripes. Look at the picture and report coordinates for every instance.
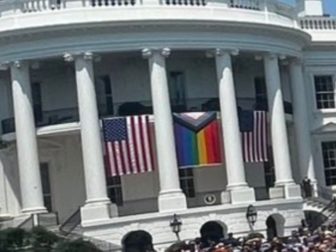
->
[173,112,222,167]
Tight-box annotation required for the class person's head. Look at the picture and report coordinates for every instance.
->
[228,233,233,238]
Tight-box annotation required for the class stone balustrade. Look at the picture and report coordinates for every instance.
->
[0,0,296,19]
[300,17,336,30]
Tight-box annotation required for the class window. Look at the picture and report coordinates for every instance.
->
[32,82,43,123]
[314,75,335,109]
[254,77,268,111]
[106,176,123,206]
[179,169,195,198]
[264,147,275,188]
[322,141,336,186]
[169,71,186,112]
[96,75,114,116]
[40,163,52,212]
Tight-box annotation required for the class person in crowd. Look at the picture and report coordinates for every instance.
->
[165,220,336,252]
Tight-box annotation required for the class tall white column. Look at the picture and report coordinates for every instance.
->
[289,59,317,192]
[263,54,301,199]
[10,61,46,214]
[142,48,187,212]
[215,49,255,204]
[71,52,117,224]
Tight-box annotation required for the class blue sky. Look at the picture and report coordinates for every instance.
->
[282,0,336,16]
[324,0,336,15]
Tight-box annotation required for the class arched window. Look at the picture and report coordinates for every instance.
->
[122,230,154,252]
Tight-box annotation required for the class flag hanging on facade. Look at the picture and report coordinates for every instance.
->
[173,112,223,168]
[102,115,155,177]
[239,110,268,163]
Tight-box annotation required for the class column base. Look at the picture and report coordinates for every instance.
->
[158,190,187,213]
[269,184,301,200]
[221,187,255,204]
[81,201,118,226]
[21,206,47,215]
[311,181,318,198]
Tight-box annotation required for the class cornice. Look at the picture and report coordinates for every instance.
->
[0,21,309,63]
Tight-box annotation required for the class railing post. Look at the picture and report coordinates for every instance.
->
[142,0,161,6]
[260,0,268,22]
[64,0,85,8]
[207,0,230,8]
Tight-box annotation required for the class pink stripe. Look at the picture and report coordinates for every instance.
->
[142,115,153,172]
[106,143,116,177]
[257,112,263,162]
[121,140,131,175]
[114,142,124,176]
[263,112,268,161]
[108,142,118,176]
[146,115,155,171]
[130,116,141,173]
[138,115,148,173]
[244,132,249,162]
[253,111,258,162]
[248,132,253,162]
[126,117,138,174]
[133,116,145,173]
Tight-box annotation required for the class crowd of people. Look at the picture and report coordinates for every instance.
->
[165,222,336,252]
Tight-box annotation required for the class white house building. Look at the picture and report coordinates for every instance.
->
[0,0,335,250]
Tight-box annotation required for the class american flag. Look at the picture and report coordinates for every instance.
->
[102,115,155,177]
[240,110,268,163]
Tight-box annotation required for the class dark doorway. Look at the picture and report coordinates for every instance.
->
[304,210,327,231]
[266,216,277,241]
[200,221,225,247]
[122,230,154,252]
[32,82,43,123]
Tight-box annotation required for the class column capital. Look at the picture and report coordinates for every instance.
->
[142,48,171,59]
[0,62,9,71]
[64,52,98,62]
[263,52,289,61]
[82,52,94,61]
[63,53,74,62]
[10,60,29,69]
[289,57,304,66]
[263,52,278,60]
[206,48,239,58]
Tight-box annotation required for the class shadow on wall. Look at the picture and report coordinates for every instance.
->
[122,230,154,252]
[266,214,285,241]
[200,220,228,247]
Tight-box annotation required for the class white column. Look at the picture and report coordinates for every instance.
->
[142,48,187,212]
[215,49,255,204]
[71,52,117,223]
[263,54,301,199]
[10,61,46,214]
[289,59,317,193]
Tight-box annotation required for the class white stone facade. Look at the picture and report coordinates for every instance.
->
[0,0,335,250]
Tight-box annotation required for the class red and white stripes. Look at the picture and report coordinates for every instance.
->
[105,115,154,177]
[241,111,268,163]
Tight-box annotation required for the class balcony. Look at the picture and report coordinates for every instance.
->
[299,16,336,42]
[1,97,293,135]
[0,0,298,34]
[0,0,295,15]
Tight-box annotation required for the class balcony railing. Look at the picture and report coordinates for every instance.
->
[1,97,292,134]
[229,0,260,10]
[0,0,296,20]
[300,17,336,30]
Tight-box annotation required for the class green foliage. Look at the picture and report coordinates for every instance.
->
[31,226,60,250]
[0,227,102,252]
[54,238,102,252]
[0,227,30,251]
